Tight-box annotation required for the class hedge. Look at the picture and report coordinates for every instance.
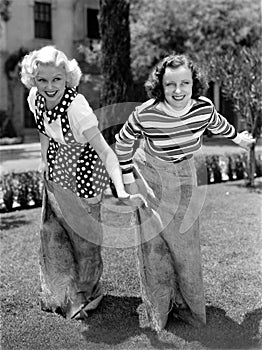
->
[1,171,43,212]
[0,152,261,212]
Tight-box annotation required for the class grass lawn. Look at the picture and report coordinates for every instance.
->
[0,180,261,350]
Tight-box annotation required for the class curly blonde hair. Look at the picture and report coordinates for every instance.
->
[20,45,82,89]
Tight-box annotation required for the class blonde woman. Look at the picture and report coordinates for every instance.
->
[21,45,144,320]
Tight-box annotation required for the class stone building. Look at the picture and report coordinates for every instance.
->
[0,0,100,141]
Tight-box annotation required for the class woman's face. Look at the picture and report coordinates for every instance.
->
[34,63,67,108]
[162,65,193,110]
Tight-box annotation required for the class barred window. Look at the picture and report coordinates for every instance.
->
[34,2,52,39]
[86,8,100,39]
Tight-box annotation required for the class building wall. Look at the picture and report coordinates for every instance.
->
[0,0,99,139]
[5,0,75,55]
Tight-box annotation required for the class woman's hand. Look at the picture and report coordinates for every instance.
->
[38,160,49,180]
[118,181,148,207]
[124,182,139,195]
[118,193,148,208]
[237,131,255,150]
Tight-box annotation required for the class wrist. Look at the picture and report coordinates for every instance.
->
[117,191,130,199]
[123,172,136,184]
[232,133,242,144]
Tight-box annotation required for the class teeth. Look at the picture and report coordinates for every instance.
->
[45,91,57,97]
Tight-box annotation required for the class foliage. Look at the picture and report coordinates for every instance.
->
[1,153,261,211]
[77,39,102,67]
[194,152,253,186]
[4,47,28,79]
[1,171,43,211]
[210,46,262,138]
[208,45,262,186]
[130,0,261,81]
[0,0,12,21]
[0,109,17,138]
[4,47,29,138]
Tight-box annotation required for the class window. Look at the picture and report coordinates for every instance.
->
[34,2,52,39]
[86,8,100,39]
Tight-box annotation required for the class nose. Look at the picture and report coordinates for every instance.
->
[47,81,53,89]
[174,85,181,93]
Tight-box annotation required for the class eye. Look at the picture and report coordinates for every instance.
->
[53,77,61,82]
[36,78,45,82]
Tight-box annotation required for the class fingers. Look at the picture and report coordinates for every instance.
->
[118,193,148,208]
[241,131,255,143]
[130,193,148,207]
[238,132,255,150]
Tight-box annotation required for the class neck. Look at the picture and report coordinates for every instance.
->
[46,102,56,111]
[164,99,193,112]
[45,94,64,110]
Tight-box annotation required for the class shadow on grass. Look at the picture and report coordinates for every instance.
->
[0,214,32,230]
[82,295,261,349]
[167,306,262,349]
[82,295,176,349]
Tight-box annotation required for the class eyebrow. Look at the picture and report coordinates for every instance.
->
[36,73,63,78]
[164,79,192,83]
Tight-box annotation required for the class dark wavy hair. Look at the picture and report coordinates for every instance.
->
[145,54,208,101]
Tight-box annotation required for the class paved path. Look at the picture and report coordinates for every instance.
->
[0,143,41,174]
[1,137,261,175]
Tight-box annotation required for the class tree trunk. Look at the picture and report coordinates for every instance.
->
[99,0,133,145]
[247,108,259,187]
[247,143,256,187]
[5,79,18,137]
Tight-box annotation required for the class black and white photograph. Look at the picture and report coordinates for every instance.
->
[0,0,261,349]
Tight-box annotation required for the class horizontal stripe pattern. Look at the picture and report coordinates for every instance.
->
[115,97,237,180]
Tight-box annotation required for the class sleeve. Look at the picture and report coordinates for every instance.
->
[67,94,99,144]
[207,103,237,139]
[27,87,37,114]
[115,107,143,184]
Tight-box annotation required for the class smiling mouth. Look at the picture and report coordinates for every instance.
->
[172,96,185,101]
[45,91,58,97]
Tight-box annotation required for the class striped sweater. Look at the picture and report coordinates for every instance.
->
[115,96,237,183]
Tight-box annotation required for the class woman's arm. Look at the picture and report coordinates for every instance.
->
[82,126,130,198]
[115,109,142,185]
[39,133,50,180]
[82,126,147,207]
[207,104,255,150]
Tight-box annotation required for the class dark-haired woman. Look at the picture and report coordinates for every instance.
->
[115,54,254,331]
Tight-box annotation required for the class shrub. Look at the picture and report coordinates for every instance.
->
[1,171,43,212]
[0,110,18,138]
[195,152,250,186]
[0,151,261,212]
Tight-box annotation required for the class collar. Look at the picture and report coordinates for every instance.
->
[160,99,194,117]
[35,87,77,124]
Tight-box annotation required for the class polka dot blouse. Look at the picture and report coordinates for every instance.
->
[28,87,109,198]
